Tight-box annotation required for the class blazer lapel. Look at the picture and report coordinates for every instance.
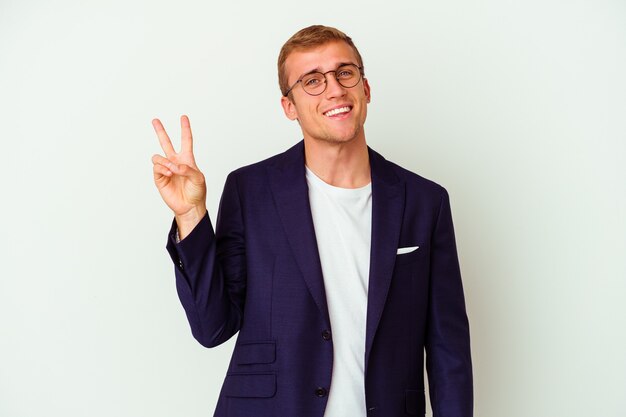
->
[365,148,405,372]
[267,141,330,328]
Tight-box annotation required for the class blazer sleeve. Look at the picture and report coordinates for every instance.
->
[165,172,246,348]
[425,188,474,417]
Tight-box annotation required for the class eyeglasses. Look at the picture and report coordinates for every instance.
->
[283,64,364,97]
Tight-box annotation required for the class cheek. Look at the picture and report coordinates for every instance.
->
[301,105,319,123]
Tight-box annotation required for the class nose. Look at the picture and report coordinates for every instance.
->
[324,73,347,99]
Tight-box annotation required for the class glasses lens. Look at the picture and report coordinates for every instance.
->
[336,65,361,88]
[302,73,326,95]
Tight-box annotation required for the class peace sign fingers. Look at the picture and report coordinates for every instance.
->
[150,115,207,234]
[152,118,176,158]
[180,114,194,154]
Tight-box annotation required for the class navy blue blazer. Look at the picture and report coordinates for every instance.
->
[166,141,473,417]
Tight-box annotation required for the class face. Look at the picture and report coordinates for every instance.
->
[280,41,371,146]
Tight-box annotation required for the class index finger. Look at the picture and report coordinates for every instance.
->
[152,118,176,158]
[180,115,193,153]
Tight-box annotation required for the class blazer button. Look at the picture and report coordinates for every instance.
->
[321,330,331,341]
[315,387,327,397]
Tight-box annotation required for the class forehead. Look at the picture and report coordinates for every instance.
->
[284,41,359,83]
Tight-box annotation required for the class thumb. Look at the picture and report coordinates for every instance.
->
[169,163,205,185]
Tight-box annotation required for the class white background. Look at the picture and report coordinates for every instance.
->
[1,0,625,416]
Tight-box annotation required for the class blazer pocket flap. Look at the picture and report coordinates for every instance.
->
[234,341,276,365]
[223,373,276,398]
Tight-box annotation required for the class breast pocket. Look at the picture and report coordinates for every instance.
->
[394,245,425,267]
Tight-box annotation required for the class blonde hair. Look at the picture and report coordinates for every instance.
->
[278,25,364,97]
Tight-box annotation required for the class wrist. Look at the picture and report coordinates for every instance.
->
[175,205,206,240]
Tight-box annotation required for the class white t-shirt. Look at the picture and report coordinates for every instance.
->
[306,166,372,417]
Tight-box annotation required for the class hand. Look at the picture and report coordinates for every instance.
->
[152,115,207,238]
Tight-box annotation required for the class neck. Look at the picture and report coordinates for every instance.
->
[303,135,371,188]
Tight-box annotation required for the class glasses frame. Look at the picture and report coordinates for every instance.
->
[283,64,364,97]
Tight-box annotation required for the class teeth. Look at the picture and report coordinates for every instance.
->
[324,106,351,117]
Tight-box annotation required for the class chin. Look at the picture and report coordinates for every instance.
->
[318,133,358,144]
[332,127,363,143]
[304,122,364,145]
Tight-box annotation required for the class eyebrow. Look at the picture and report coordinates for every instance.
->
[297,62,357,80]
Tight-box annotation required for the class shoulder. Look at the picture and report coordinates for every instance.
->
[369,147,449,202]
[224,141,303,187]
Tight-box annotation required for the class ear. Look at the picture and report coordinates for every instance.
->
[363,78,371,103]
[281,95,299,121]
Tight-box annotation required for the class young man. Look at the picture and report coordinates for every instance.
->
[152,25,473,417]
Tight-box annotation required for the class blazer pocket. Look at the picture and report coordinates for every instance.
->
[405,389,425,415]
[223,373,276,398]
[233,341,276,365]
[395,247,424,266]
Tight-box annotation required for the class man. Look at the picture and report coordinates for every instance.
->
[151,25,472,417]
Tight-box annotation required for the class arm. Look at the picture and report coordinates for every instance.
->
[166,173,245,347]
[425,189,473,417]
[152,116,245,347]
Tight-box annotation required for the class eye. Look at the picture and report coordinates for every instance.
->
[303,74,324,87]
[337,67,355,79]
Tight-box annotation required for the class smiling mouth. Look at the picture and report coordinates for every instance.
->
[323,106,352,117]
